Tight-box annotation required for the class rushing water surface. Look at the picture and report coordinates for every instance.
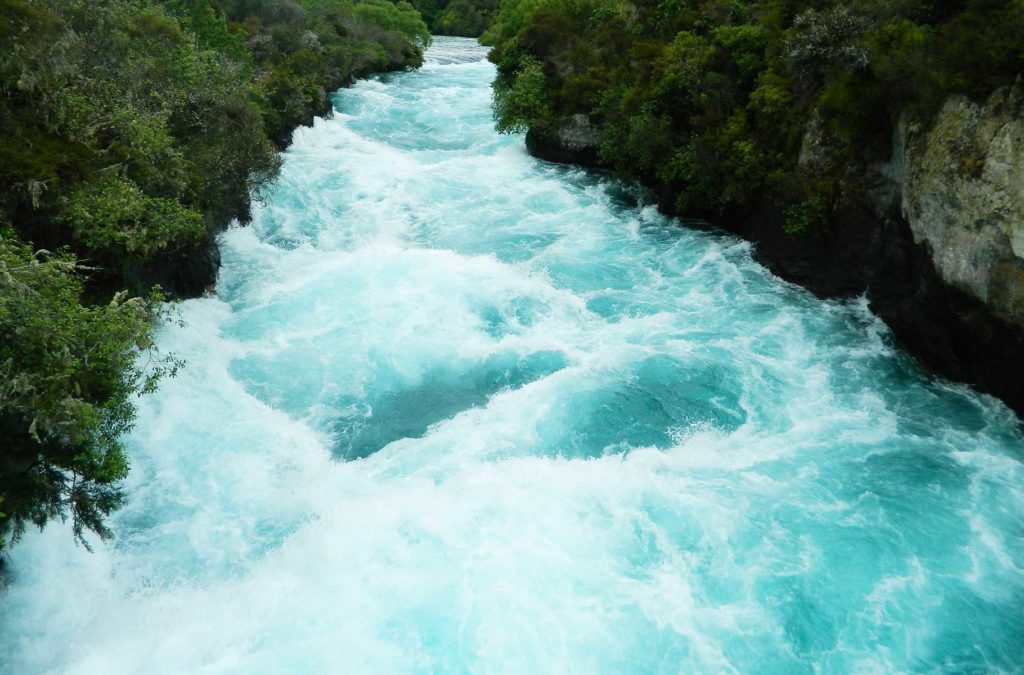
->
[2,37,1023,674]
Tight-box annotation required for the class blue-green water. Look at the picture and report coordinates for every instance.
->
[2,37,1023,673]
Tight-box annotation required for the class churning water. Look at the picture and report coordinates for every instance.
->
[2,37,1022,674]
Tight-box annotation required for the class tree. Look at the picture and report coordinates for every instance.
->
[0,235,180,549]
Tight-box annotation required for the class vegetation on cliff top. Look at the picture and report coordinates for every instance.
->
[0,0,427,554]
[411,0,498,36]
[488,0,1024,227]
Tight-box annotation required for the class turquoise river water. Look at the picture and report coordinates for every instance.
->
[1,37,1023,674]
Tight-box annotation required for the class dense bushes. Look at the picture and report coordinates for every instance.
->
[0,0,427,553]
[488,0,1024,222]
[0,236,179,549]
[217,0,429,144]
[412,0,498,36]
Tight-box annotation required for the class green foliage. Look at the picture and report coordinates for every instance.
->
[0,0,282,266]
[353,0,431,45]
[783,6,870,84]
[412,0,498,36]
[487,0,1024,229]
[215,0,429,145]
[162,0,249,58]
[0,0,428,553]
[0,234,181,549]
[783,195,829,235]
[60,178,204,262]
[492,55,549,133]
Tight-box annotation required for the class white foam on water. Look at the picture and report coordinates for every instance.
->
[1,37,1022,674]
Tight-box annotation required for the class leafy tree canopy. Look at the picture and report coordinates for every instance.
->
[487,0,1024,223]
[0,0,428,553]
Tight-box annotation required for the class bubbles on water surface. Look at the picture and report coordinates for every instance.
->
[1,36,1023,675]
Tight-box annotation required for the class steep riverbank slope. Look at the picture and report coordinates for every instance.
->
[0,0,428,554]
[488,0,1024,414]
[3,39,1022,672]
[524,83,1024,416]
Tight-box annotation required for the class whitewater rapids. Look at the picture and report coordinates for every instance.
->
[1,37,1022,674]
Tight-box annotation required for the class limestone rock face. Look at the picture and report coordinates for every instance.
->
[556,114,602,153]
[525,114,603,167]
[524,92,1024,412]
[897,82,1024,326]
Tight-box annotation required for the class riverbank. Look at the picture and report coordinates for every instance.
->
[3,39,1022,671]
[0,0,430,554]
[526,126,1024,417]
[144,54,430,300]
[490,0,1024,417]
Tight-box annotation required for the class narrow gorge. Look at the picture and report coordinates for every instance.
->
[1,38,1021,673]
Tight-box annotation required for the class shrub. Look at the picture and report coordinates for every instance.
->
[783,195,829,235]
[60,177,205,263]
[0,235,180,549]
[493,55,550,133]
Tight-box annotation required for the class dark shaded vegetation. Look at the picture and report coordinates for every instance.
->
[488,0,1024,416]
[412,0,498,36]
[0,0,427,553]
[214,0,429,144]
[0,235,181,550]
[487,0,1024,224]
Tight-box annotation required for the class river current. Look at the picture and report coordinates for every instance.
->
[2,37,1022,673]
